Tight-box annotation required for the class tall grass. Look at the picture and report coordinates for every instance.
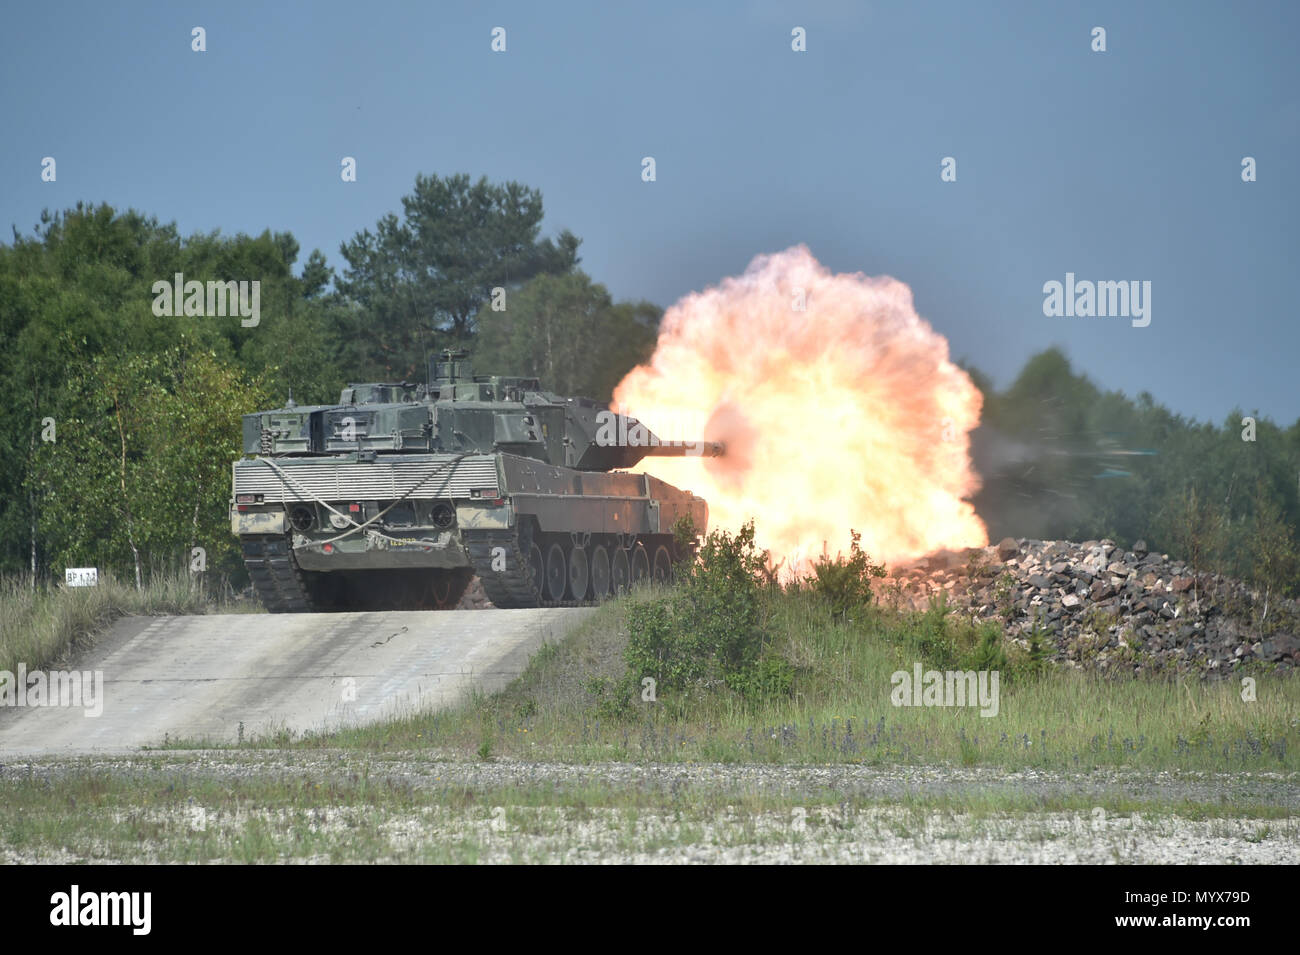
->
[266,588,1299,773]
[0,569,259,675]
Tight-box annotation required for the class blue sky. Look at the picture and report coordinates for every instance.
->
[3,0,1297,423]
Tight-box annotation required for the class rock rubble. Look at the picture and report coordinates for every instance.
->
[889,538,1299,677]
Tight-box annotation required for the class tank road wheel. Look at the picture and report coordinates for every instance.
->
[630,543,651,585]
[652,545,673,584]
[544,542,568,603]
[589,545,612,600]
[611,547,631,595]
[567,543,590,601]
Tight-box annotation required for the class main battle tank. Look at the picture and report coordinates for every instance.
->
[231,351,721,611]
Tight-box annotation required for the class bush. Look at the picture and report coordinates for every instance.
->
[623,520,790,707]
[966,622,1008,672]
[994,571,1017,623]
[803,530,886,621]
[584,675,632,721]
[904,592,1013,676]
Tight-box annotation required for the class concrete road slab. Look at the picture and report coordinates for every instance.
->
[0,608,593,755]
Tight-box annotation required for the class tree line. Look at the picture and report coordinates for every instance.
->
[0,174,1294,596]
[969,348,1300,600]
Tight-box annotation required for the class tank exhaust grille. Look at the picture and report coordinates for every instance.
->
[234,456,499,502]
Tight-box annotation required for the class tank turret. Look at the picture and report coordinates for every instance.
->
[241,349,722,468]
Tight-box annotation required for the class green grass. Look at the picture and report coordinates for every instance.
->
[1,761,1293,863]
[0,569,259,676]
[168,586,1299,774]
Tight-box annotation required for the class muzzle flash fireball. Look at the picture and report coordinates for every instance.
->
[613,245,988,573]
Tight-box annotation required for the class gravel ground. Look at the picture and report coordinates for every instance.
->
[3,751,1295,863]
[5,750,1295,808]
[5,804,1294,865]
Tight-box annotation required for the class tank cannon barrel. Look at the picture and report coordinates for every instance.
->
[638,440,725,458]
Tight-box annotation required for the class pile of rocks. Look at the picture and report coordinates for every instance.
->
[887,538,1300,677]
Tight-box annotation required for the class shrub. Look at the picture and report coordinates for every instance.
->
[623,520,790,707]
[965,621,1008,672]
[916,592,960,668]
[804,530,886,621]
[994,571,1017,623]
[905,593,1013,676]
[1011,613,1056,680]
[624,600,704,690]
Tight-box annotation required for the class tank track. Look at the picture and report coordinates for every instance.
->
[244,528,678,612]
[465,528,548,609]
[240,535,317,612]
